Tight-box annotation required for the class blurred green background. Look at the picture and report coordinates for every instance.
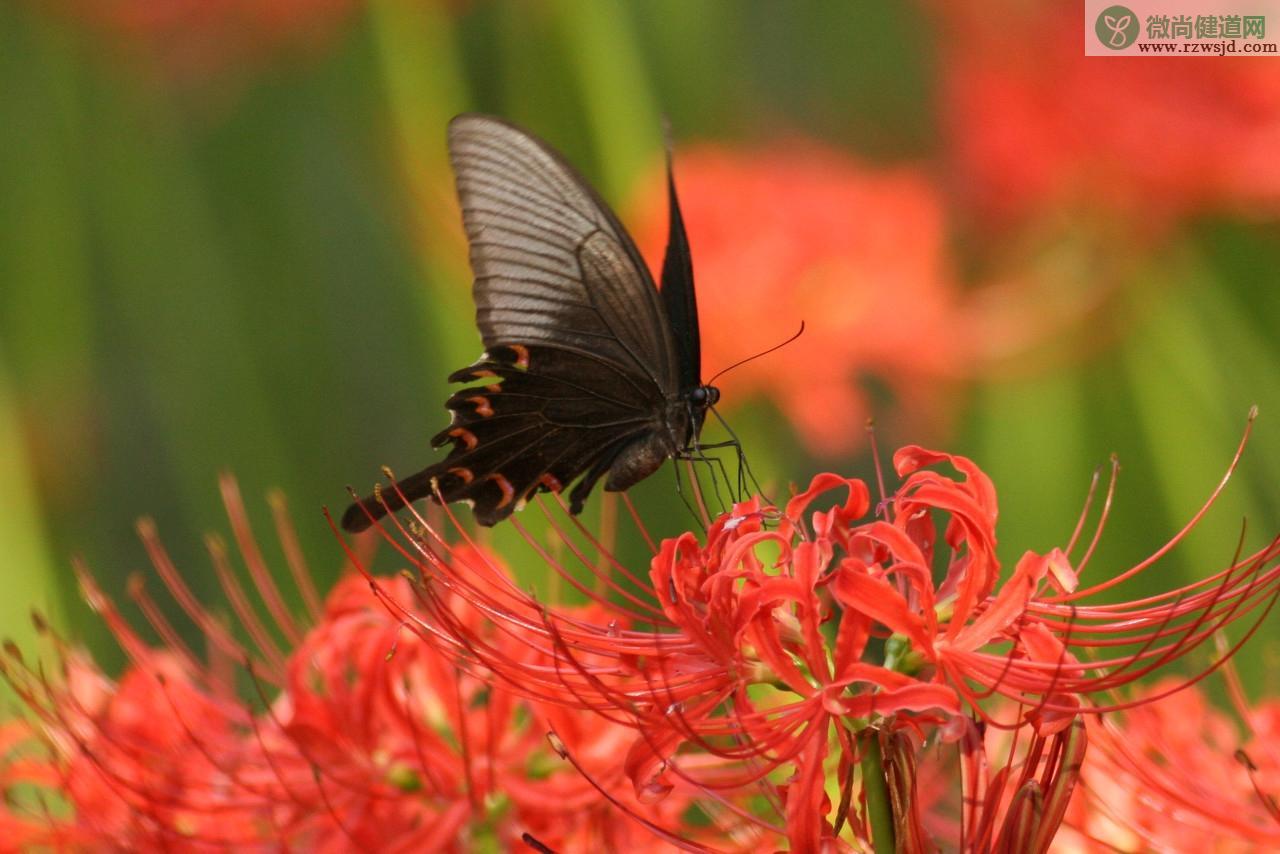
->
[2,0,1278,694]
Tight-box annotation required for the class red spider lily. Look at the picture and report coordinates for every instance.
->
[968,714,1088,853]
[1058,666,1280,851]
[39,0,360,81]
[838,420,1280,736]
[933,1,1280,234]
[5,426,1277,851]
[901,713,1088,854]
[351,478,961,850]
[0,477,700,851]
[352,417,1280,850]
[627,144,967,456]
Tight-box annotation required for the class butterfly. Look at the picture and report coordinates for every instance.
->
[342,113,722,531]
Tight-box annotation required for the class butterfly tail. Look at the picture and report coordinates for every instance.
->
[340,467,439,533]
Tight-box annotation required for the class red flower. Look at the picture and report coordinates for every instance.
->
[3,643,278,848]
[935,2,1280,232]
[0,477,700,851]
[1060,673,1280,850]
[837,425,1280,736]
[6,420,1278,850]
[907,713,1088,853]
[41,0,360,81]
[358,419,1280,849]
[359,480,961,850]
[627,144,967,456]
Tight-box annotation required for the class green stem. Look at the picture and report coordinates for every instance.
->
[859,730,895,854]
[0,357,60,668]
[552,0,661,200]
[366,0,475,364]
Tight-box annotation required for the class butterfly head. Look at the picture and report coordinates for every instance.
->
[688,384,720,409]
[682,384,720,441]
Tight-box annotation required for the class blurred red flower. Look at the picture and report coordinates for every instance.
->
[628,143,968,457]
[44,0,360,81]
[935,2,1280,233]
[0,478,699,851]
[1059,674,1280,851]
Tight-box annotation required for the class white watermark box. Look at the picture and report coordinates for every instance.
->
[1085,1,1280,55]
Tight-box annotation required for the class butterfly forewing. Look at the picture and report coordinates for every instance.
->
[659,166,702,394]
[449,115,679,392]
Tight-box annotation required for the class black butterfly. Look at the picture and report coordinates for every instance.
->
[342,114,721,531]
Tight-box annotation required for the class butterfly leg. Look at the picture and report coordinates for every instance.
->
[706,405,768,503]
[684,403,737,511]
[682,440,746,499]
[670,456,709,531]
[676,446,734,516]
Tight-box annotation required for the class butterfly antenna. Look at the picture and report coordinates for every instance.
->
[706,320,806,386]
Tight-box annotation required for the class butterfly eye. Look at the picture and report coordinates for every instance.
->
[690,386,718,407]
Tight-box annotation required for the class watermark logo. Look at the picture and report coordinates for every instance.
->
[1085,1,1280,56]
[1096,5,1140,48]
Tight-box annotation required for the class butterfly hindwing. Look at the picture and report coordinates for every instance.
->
[340,344,659,530]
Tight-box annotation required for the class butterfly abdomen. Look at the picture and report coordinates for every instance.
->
[603,429,679,493]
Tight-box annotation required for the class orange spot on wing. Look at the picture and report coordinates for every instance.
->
[488,473,515,508]
[538,473,563,494]
[447,467,474,485]
[467,368,502,393]
[509,344,530,370]
[448,428,478,450]
[468,396,494,417]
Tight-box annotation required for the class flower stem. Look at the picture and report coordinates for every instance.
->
[859,730,895,854]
